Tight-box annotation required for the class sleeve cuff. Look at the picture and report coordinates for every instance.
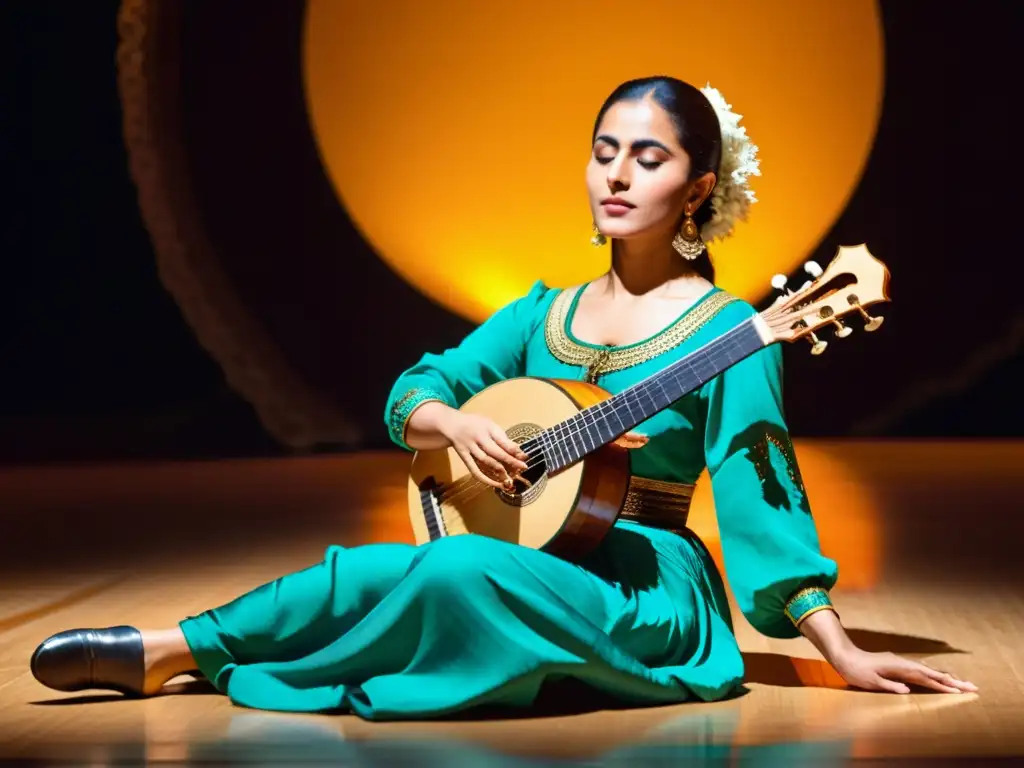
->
[388,387,451,449]
[784,586,837,628]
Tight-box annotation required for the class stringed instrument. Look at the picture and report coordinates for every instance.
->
[408,245,890,557]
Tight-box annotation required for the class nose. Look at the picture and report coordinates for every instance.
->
[605,153,631,193]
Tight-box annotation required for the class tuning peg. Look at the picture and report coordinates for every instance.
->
[847,294,885,332]
[807,332,828,355]
[862,314,884,332]
[854,304,884,331]
[829,318,854,338]
[804,261,823,278]
[770,274,791,305]
[794,319,827,354]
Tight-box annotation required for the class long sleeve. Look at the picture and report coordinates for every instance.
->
[700,327,839,639]
[384,280,552,450]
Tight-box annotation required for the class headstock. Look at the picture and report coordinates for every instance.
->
[760,244,890,355]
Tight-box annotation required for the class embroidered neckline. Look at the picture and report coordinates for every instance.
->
[544,284,737,376]
[565,284,721,351]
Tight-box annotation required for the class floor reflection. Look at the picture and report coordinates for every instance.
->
[29,689,985,767]
[178,710,853,767]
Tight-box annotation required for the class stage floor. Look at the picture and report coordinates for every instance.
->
[1,441,1022,764]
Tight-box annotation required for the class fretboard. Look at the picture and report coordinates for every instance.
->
[537,318,768,472]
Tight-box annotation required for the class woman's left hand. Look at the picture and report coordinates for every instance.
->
[613,432,649,449]
[832,649,978,694]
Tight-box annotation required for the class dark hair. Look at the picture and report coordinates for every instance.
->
[592,76,721,282]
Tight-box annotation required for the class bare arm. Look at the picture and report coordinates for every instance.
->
[404,401,461,451]
[405,401,529,489]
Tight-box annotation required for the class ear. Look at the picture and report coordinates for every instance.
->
[685,171,717,214]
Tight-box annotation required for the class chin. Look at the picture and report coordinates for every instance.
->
[596,221,645,240]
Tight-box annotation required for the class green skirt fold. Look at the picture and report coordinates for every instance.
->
[179,523,744,720]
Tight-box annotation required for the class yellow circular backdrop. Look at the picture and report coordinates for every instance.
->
[303,0,883,322]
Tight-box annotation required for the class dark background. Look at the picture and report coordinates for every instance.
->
[6,0,1022,466]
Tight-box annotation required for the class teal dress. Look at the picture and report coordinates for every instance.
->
[179,281,839,719]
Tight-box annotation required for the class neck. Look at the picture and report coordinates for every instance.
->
[609,234,698,296]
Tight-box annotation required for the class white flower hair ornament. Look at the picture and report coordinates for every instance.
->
[698,83,761,244]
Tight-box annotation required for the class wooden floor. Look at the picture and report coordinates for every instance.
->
[1,441,1022,764]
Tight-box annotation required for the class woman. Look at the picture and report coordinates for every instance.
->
[30,77,976,718]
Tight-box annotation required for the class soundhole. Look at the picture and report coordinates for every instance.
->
[496,422,547,507]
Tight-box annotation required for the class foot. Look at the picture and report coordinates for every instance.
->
[32,626,199,696]
[31,626,148,696]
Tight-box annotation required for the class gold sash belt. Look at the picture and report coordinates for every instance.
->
[618,476,694,534]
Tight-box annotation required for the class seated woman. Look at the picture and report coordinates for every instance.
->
[30,76,975,719]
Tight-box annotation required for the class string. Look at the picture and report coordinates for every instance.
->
[432,320,759,510]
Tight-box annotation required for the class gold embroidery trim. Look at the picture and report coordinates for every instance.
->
[791,604,837,627]
[389,388,448,447]
[544,287,737,376]
[750,432,806,492]
[784,586,837,627]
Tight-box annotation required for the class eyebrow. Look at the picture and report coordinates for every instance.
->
[594,135,673,154]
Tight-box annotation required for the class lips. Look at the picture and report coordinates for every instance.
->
[600,197,635,209]
[600,197,635,217]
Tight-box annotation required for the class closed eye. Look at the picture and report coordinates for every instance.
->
[594,156,664,170]
[593,135,671,170]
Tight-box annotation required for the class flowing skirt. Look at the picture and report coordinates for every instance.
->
[179,521,745,720]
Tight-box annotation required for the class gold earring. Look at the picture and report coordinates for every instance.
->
[672,214,704,260]
[591,222,607,247]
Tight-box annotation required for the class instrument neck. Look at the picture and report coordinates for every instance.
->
[537,317,769,472]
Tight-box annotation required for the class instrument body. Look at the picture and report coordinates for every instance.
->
[407,377,630,559]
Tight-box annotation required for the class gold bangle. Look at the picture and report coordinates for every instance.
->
[784,586,836,628]
[792,603,837,628]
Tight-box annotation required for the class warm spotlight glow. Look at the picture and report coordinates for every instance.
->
[303,0,883,322]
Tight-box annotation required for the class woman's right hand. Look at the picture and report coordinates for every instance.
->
[439,412,530,488]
